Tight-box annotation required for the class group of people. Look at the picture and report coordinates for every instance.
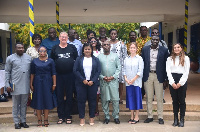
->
[5,26,190,129]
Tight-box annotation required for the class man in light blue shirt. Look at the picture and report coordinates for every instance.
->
[41,27,60,57]
[67,29,82,56]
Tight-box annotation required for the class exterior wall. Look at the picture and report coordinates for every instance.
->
[150,15,200,72]
[150,15,200,53]
[0,29,15,63]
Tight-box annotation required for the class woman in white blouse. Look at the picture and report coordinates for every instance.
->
[73,43,101,126]
[166,43,190,127]
[89,37,103,116]
[123,42,144,124]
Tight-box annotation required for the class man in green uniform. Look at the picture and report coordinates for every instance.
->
[98,41,121,124]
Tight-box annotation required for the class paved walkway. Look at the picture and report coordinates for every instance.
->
[0,121,200,132]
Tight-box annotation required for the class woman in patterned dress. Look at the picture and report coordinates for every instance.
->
[26,34,42,59]
[26,34,42,115]
[109,29,127,104]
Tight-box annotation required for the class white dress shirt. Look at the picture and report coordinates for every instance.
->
[166,56,190,86]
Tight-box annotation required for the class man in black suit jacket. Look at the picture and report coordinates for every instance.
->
[141,35,169,125]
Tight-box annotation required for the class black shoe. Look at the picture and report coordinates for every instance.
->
[103,119,110,124]
[20,122,29,128]
[15,124,21,129]
[144,118,153,123]
[158,118,164,124]
[114,118,120,124]
[163,99,166,103]
[172,114,179,126]
[178,116,184,127]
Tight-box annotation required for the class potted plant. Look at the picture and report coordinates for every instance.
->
[187,46,199,71]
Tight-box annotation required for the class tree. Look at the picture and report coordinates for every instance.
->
[9,23,139,48]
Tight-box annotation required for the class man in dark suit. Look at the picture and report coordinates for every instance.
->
[141,35,169,124]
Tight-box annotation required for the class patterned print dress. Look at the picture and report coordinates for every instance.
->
[110,41,127,83]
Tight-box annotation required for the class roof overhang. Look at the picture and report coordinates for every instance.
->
[0,0,200,24]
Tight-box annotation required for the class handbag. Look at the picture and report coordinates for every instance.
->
[0,94,8,102]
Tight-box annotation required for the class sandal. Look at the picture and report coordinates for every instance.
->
[57,119,64,124]
[119,100,123,104]
[131,120,139,124]
[66,119,72,124]
[44,120,49,127]
[128,119,133,124]
[33,110,37,116]
[37,120,42,127]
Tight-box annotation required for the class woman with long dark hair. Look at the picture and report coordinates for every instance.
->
[88,37,102,116]
[26,34,42,59]
[26,34,43,115]
[73,43,101,126]
[166,43,190,127]
[88,37,102,56]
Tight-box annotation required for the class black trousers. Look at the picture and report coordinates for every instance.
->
[141,81,145,98]
[169,73,187,116]
[56,72,74,120]
[76,82,98,119]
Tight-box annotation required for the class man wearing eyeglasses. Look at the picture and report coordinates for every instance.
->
[144,28,168,104]
[51,32,78,124]
[144,28,168,48]
[98,41,121,124]
[67,29,83,56]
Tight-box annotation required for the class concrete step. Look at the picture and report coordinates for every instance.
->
[0,111,200,124]
[0,102,200,115]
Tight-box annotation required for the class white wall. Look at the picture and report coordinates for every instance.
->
[0,23,9,31]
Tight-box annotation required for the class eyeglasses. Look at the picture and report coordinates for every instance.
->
[152,32,159,34]
[103,44,110,46]
[90,41,97,43]
[39,50,46,53]
[60,36,67,38]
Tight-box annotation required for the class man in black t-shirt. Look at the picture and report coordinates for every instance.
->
[51,32,78,124]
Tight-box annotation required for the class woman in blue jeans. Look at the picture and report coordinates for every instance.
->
[73,43,101,126]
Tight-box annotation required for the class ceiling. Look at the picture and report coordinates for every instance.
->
[0,0,200,24]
